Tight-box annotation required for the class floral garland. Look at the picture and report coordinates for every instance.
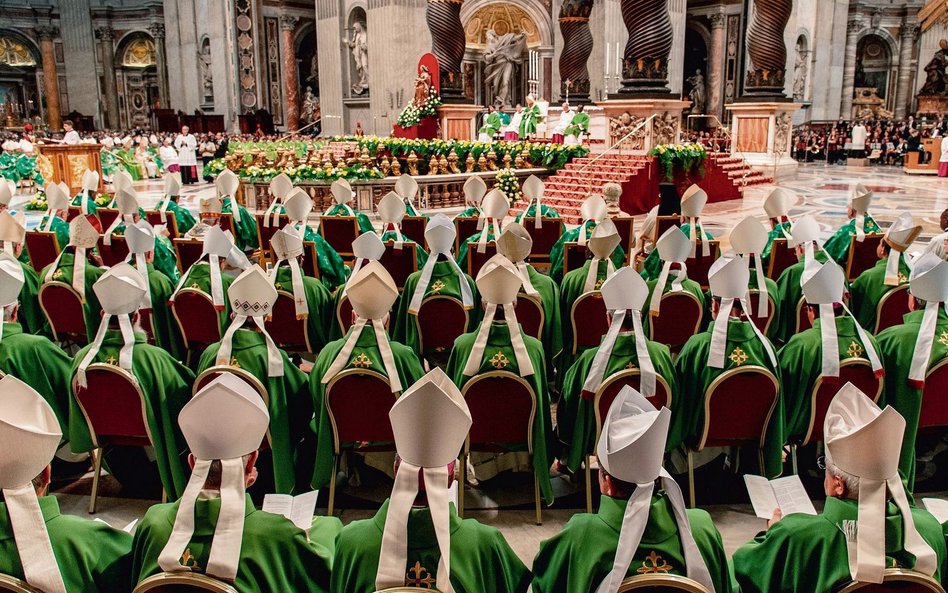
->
[495,168,521,205]
[239,163,383,183]
[647,142,707,181]
[396,86,443,128]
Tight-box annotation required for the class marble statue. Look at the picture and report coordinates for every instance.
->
[348,21,369,95]
[200,41,214,103]
[919,39,948,96]
[301,88,319,124]
[793,40,807,101]
[687,69,706,114]
[484,29,526,108]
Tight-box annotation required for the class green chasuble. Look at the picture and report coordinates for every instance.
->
[558,259,614,388]
[549,220,626,284]
[272,265,334,353]
[40,251,105,341]
[445,322,554,504]
[0,322,73,438]
[749,271,782,343]
[823,215,882,265]
[479,111,504,136]
[520,105,541,137]
[111,220,180,283]
[331,499,530,593]
[177,262,234,329]
[526,265,563,377]
[565,112,591,137]
[777,316,882,440]
[323,203,375,234]
[0,496,131,593]
[851,256,912,331]
[404,202,425,218]
[515,204,561,223]
[69,331,194,498]
[297,223,350,290]
[532,493,732,593]
[70,192,98,215]
[558,333,679,472]
[455,208,481,219]
[877,309,948,492]
[675,319,784,477]
[161,199,197,235]
[392,259,479,353]
[132,494,341,593]
[380,232,429,270]
[733,496,946,593]
[308,329,425,489]
[141,262,183,359]
[16,258,46,336]
[221,198,259,251]
[762,221,792,265]
[197,330,311,494]
[773,248,831,344]
[37,215,70,250]
[642,223,714,281]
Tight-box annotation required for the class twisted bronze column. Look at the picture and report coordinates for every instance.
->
[618,0,673,94]
[744,0,792,97]
[558,0,595,102]
[426,0,467,101]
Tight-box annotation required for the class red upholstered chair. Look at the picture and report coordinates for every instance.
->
[687,366,780,507]
[139,308,157,346]
[131,572,239,593]
[845,234,884,282]
[98,235,130,267]
[570,291,610,354]
[747,289,778,335]
[415,296,469,358]
[514,294,545,340]
[71,363,156,513]
[318,216,360,259]
[169,288,222,365]
[874,285,911,333]
[301,242,322,280]
[459,370,541,524]
[173,239,204,274]
[218,213,235,235]
[97,208,120,232]
[255,213,289,263]
[144,210,180,239]
[264,290,312,353]
[683,240,721,291]
[335,294,355,336]
[379,242,418,291]
[324,368,398,514]
[654,216,680,244]
[617,573,715,593]
[39,281,88,345]
[454,216,481,253]
[585,369,672,512]
[795,297,814,334]
[466,241,497,279]
[522,218,564,264]
[648,291,703,355]
[766,238,797,280]
[835,568,945,593]
[66,206,83,222]
[25,231,61,272]
[562,242,588,277]
[612,217,635,263]
[400,216,427,248]
[917,358,948,432]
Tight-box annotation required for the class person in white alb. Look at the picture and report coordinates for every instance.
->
[159,137,179,174]
[174,125,198,185]
[850,121,867,159]
[552,102,573,136]
[61,120,80,145]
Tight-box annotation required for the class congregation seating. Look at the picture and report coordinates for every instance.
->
[875,284,912,333]
[319,216,360,259]
[453,216,480,253]
[570,291,609,354]
[415,295,469,360]
[170,289,222,365]
[683,239,721,290]
[265,290,313,353]
[379,241,418,290]
[255,212,289,263]
[144,210,180,239]
[98,235,131,267]
[766,238,797,280]
[466,241,497,278]
[172,238,204,273]
[918,360,948,432]
[132,572,239,593]
[24,231,61,272]
[38,281,88,346]
[400,215,427,247]
[846,233,885,281]
[521,217,564,263]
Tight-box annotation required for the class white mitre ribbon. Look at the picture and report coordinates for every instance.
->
[581,310,656,399]
[216,315,283,377]
[77,313,136,388]
[707,299,776,369]
[462,303,534,378]
[321,318,402,392]
[908,301,948,388]
[4,485,68,593]
[648,261,688,315]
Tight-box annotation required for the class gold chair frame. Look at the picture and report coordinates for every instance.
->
[133,572,239,593]
[845,232,884,282]
[874,284,911,334]
[618,573,714,592]
[170,288,222,366]
[465,240,496,278]
[271,289,313,353]
[836,568,946,593]
[38,280,86,345]
[570,290,606,355]
[647,290,704,344]
[747,289,778,336]
[516,292,546,341]
[25,230,61,271]
[145,209,180,239]
[521,216,565,261]
[318,215,360,258]
[172,238,204,274]
[0,574,44,593]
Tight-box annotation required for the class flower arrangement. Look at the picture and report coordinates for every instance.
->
[24,192,47,211]
[495,168,521,205]
[648,142,707,181]
[396,86,443,128]
[236,163,384,183]
[94,193,112,206]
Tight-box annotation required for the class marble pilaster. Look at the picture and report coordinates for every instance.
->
[95,27,120,130]
[894,22,918,119]
[37,26,62,131]
[839,18,862,119]
[149,23,170,108]
[280,16,300,131]
[707,11,726,119]
[58,1,97,116]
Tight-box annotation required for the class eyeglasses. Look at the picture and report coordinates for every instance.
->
[817,455,826,470]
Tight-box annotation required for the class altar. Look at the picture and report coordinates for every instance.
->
[36,143,104,193]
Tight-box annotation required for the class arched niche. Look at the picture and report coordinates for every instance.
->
[115,31,160,128]
[0,30,42,123]
[855,32,895,112]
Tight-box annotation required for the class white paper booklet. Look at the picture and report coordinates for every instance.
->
[923,498,948,524]
[262,490,319,530]
[744,474,817,519]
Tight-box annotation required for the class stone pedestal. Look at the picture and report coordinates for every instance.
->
[726,102,801,169]
[437,104,482,141]
[595,98,691,152]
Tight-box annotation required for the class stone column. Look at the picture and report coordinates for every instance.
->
[426,0,467,101]
[894,22,918,119]
[149,23,170,108]
[36,26,61,131]
[839,18,862,119]
[617,0,674,94]
[95,26,120,130]
[743,0,792,97]
[707,10,726,118]
[558,0,594,102]
[280,16,300,131]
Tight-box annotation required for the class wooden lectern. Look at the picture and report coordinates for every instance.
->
[904,138,941,175]
[36,144,105,193]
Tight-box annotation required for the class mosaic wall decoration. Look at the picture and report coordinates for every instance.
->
[264,16,282,124]
[235,0,258,113]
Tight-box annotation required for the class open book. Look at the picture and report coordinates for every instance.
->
[744,475,817,520]
[923,498,948,524]
[262,490,319,530]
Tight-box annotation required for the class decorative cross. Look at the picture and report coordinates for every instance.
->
[430,279,445,294]
[489,352,510,369]
[105,355,118,366]
[625,361,637,370]
[846,341,864,358]
[189,282,200,289]
[180,548,201,570]
[940,331,948,348]
[898,272,907,284]
[565,78,572,102]
[636,551,673,574]
[296,296,308,309]
[52,268,63,280]
[729,347,749,366]
[405,561,436,588]
[274,282,283,290]
[229,357,241,369]
[351,353,373,368]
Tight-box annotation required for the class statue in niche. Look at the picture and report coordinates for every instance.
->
[793,40,807,101]
[307,53,319,82]
[301,87,319,124]
[687,69,706,114]
[200,41,214,103]
[347,21,369,95]
[484,29,526,108]
[919,39,948,96]
[413,65,432,106]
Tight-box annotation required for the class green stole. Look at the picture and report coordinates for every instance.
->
[221,198,259,250]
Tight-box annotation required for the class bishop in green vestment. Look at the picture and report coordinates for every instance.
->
[823,215,882,265]
[761,220,792,265]
[175,260,234,329]
[40,249,104,341]
[14,253,45,335]
[221,198,258,251]
[519,99,541,138]
[516,174,561,224]
[272,261,333,352]
[322,203,375,234]
[109,214,179,282]
[515,204,561,223]
[70,190,98,215]
[642,223,714,280]
[645,270,706,329]
[36,215,70,253]
[157,197,197,235]
[774,246,831,344]
[549,220,625,284]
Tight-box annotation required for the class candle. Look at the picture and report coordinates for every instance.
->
[616,44,621,78]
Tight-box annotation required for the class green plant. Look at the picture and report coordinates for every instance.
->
[647,142,708,181]
[396,86,443,128]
